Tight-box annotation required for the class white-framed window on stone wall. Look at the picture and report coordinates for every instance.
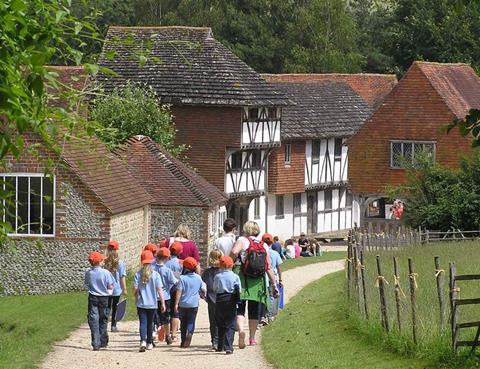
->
[1,174,55,237]
[390,140,436,168]
[254,198,260,219]
[284,143,291,166]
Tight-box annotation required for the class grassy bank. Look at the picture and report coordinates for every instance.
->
[281,250,346,271]
[353,241,480,368]
[0,291,85,369]
[262,271,431,369]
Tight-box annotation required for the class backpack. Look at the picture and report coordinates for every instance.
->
[242,238,267,278]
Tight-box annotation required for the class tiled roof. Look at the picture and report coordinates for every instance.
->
[415,61,480,119]
[46,66,87,91]
[117,136,227,207]
[61,137,153,215]
[269,80,372,139]
[263,73,397,109]
[96,26,290,107]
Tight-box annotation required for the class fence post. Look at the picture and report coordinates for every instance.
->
[426,229,430,244]
[376,255,390,332]
[353,246,361,311]
[434,256,446,331]
[393,256,402,333]
[360,249,369,320]
[449,262,459,353]
[347,231,353,299]
[408,258,418,344]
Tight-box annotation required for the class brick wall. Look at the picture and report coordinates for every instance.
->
[348,63,472,195]
[110,206,149,269]
[268,141,305,194]
[172,106,242,191]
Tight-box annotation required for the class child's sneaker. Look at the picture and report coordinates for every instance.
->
[249,339,257,346]
[147,343,154,350]
[139,341,147,352]
[183,333,192,348]
[225,350,233,355]
[166,334,173,345]
[111,325,118,333]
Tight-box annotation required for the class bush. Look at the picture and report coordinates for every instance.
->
[92,82,185,155]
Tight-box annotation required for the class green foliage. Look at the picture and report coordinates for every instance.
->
[389,154,480,231]
[92,82,184,155]
[448,108,480,148]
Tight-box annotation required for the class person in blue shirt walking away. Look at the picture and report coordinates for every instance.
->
[214,256,241,354]
[134,250,166,352]
[174,257,206,348]
[84,251,115,351]
[104,240,127,332]
[202,248,223,351]
[262,233,283,323]
[166,241,183,342]
[153,247,178,345]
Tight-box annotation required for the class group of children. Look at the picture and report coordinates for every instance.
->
[84,238,244,354]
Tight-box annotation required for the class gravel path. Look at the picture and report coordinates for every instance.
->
[41,259,343,369]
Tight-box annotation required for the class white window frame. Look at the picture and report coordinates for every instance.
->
[1,173,56,237]
[390,140,436,169]
[284,143,292,166]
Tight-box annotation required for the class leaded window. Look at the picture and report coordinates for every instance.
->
[390,141,436,168]
[284,143,291,165]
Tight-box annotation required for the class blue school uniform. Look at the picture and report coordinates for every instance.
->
[85,266,115,296]
[111,261,127,296]
[134,270,163,309]
[153,263,178,300]
[178,273,204,308]
[165,256,183,277]
[269,249,283,282]
[213,270,241,294]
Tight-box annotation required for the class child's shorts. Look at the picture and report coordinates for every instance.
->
[158,299,172,325]
[169,299,179,319]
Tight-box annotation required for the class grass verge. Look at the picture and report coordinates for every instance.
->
[281,251,346,272]
[262,271,431,369]
[0,291,85,369]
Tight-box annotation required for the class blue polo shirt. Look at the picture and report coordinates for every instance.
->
[178,272,205,308]
[269,248,283,282]
[153,263,178,300]
[84,266,115,296]
[213,270,241,294]
[165,256,183,278]
[111,261,127,296]
[134,270,163,309]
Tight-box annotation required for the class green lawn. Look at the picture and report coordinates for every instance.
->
[0,291,85,369]
[262,271,432,369]
[281,251,346,271]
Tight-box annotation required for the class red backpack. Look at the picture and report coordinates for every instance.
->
[242,238,268,278]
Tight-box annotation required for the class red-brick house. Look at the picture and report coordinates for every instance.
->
[96,26,290,230]
[348,62,480,226]
[116,135,227,260]
[252,74,397,239]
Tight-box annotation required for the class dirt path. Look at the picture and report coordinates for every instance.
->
[41,260,343,369]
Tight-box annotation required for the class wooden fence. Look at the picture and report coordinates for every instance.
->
[346,233,480,354]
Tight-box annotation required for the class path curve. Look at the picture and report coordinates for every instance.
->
[41,260,343,369]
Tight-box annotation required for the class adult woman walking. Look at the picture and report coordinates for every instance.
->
[170,224,201,272]
[231,221,278,348]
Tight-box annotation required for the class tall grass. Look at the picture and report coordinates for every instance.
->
[348,241,480,367]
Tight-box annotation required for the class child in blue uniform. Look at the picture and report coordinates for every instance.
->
[166,242,183,341]
[84,251,115,351]
[104,240,127,332]
[134,250,166,352]
[202,249,223,351]
[153,247,178,345]
[213,256,241,354]
[174,257,206,348]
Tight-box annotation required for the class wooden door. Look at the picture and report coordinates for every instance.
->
[307,192,318,234]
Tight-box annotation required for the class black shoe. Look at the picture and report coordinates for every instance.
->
[93,347,100,351]
[225,350,233,355]
[166,334,173,345]
[100,343,108,348]
[183,333,192,348]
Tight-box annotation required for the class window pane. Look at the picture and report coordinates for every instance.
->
[424,143,435,162]
[42,176,54,234]
[30,177,41,234]
[312,140,320,162]
[346,191,353,206]
[414,142,424,158]
[17,177,28,234]
[403,142,413,164]
[4,176,16,232]
[276,195,284,216]
[251,150,261,169]
[324,190,332,210]
[334,138,343,158]
[248,108,258,121]
[391,142,402,167]
[231,152,242,170]
[268,107,277,120]
[284,144,291,164]
[293,193,301,213]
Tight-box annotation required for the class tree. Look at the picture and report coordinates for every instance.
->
[92,82,184,155]
[0,0,100,242]
[284,0,365,73]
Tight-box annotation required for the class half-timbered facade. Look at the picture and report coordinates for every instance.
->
[251,74,397,240]
[97,26,289,230]
[349,62,480,228]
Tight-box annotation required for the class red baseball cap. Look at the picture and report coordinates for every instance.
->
[107,240,119,251]
[170,241,183,255]
[157,247,171,258]
[219,256,234,268]
[88,251,106,264]
[159,239,168,248]
[141,250,155,265]
[144,243,157,254]
[183,257,198,271]
[262,233,274,244]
